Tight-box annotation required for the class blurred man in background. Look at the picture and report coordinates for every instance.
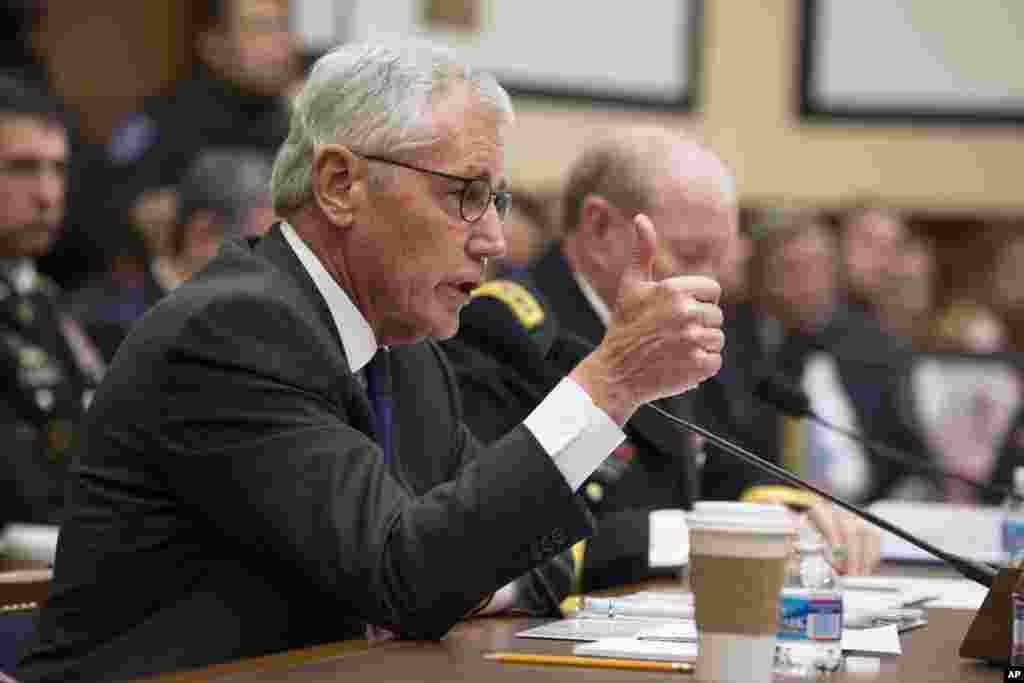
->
[445,127,879,591]
[699,212,936,504]
[875,234,936,350]
[838,205,908,323]
[69,148,275,361]
[101,0,298,290]
[0,75,103,530]
[486,188,554,275]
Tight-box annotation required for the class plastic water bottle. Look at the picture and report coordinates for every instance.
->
[775,526,844,675]
[1002,467,1024,564]
[1013,588,1024,666]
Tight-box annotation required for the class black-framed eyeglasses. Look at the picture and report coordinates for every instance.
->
[357,153,512,224]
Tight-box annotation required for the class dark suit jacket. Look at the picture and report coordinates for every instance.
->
[18,226,593,682]
[443,244,697,592]
[0,270,99,526]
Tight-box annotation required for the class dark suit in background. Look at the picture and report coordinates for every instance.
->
[696,302,936,504]
[0,267,103,527]
[443,243,697,592]
[19,226,593,682]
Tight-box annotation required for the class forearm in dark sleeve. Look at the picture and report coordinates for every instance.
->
[156,359,593,639]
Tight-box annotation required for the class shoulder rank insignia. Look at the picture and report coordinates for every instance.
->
[470,280,545,330]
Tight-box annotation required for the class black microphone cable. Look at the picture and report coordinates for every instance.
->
[644,401,998,588]
[754,374,1020,503]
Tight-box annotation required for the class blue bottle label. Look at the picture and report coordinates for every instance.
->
[1013,593,1024,663]
[778,590,843,641]
[1004,517,1024,558]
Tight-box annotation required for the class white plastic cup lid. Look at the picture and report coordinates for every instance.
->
[687,500,796,535]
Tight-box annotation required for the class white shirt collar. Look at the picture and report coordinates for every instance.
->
[150,256,184,293]
[571,269,612,328]
[279,221,378,373]
[0,258,38,294]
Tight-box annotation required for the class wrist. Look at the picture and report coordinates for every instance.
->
[569,354,638,426]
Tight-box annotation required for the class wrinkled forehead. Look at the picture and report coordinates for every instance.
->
[416,85,508,173]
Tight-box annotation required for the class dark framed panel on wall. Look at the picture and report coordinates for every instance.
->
[799,0,1024,125]
[293,0,703,111]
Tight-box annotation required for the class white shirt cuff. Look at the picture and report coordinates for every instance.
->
[481,581,520,615]
[523,377,626,492]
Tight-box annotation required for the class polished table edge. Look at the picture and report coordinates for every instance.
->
[133,607,1002,682]
[138,638,390,682]
[130,567,1000,681]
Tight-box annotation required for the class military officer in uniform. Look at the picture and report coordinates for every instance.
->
[0,76,103,529]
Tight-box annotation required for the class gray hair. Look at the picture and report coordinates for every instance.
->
[271,40,514,216]
[561,126,736,233]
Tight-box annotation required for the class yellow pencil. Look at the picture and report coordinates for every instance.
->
[485,652,693,673]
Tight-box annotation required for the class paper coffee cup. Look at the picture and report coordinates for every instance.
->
[687,502,795,683]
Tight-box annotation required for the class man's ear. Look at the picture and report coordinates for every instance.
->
[312,144,362,228]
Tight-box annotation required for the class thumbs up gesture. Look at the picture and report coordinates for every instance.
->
[569,214,724,424]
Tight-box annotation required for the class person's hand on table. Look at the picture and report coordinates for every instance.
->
[806,499,881,575]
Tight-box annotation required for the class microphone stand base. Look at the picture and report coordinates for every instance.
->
[959,566,1021,663]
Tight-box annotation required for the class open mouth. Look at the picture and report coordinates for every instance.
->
[456,281,478,296]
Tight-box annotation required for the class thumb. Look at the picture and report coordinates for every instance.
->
[621,213,658,288]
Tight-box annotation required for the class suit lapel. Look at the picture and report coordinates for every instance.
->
[251,225,378,441]
[531,244,606,346]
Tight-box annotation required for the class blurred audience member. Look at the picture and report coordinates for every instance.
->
[103,0,297,284]
[839,205,908,322]
[929,299,1008,354]
[699,211,936,503]
[489,189,553,276]
[718,208,754,304]
[989,232,1024,352]
[0,75,103,528]
[0,1,115,292]
[877,235,937,350]
[69,149,275,361]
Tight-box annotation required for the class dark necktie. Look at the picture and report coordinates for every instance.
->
[365,348,393,464]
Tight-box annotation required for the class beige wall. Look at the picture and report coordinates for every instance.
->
[506,1,1024,215]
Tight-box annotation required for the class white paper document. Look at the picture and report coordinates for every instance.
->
[840,575,988,611]
[567,624,899,662]
[840,624,902,655]
[516,617,685,642]
[573,637,698,662]
[649,509,689,568]
[867,501,1007,564]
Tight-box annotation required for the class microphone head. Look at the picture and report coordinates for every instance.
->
[754,374,812,417]
[455,279,556,365]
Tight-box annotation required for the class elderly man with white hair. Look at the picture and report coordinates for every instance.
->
[19,41,725,681]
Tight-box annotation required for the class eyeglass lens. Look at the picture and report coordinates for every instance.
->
[462,179,510,222]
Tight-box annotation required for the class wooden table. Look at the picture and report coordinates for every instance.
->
[143,566,1009,683]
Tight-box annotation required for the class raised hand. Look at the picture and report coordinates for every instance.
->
[570,214,725,424]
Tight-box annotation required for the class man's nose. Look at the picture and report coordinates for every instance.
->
[34,165,65,209]
[467,211,507,263]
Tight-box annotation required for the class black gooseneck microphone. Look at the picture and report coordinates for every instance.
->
[754,373,1020,504]
[641,401,997,588]
[554,332,997,588]
[459,285,998,587]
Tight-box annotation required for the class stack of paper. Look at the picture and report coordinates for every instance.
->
[519,586,923,655]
